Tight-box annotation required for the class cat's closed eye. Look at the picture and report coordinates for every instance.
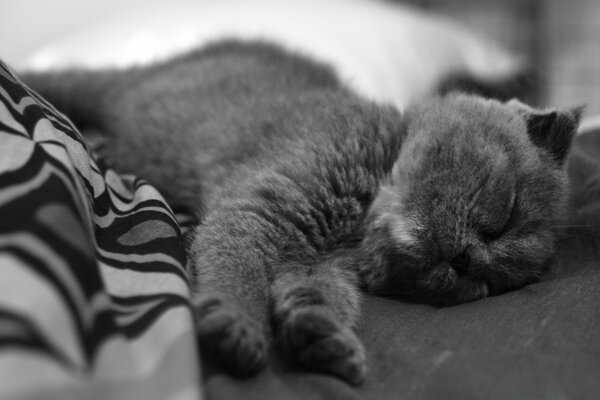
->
[479,193,517,242]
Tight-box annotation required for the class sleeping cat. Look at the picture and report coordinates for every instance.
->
[21,41,582,385]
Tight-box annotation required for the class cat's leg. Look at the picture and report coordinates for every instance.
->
[272,258,366,385]
[192,285,269,376]
[190,219,275,376]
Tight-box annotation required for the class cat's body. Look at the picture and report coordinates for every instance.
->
[22,41,581,384]
[24,42,357,212]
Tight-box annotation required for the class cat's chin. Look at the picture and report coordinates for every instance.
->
[415,263,490,306]
[364,274,490,306]
[431,278,490,307]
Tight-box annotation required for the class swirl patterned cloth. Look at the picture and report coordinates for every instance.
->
[0,61,202,400]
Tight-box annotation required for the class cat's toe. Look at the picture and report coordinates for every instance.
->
[299,328,367,385]
[282,307,367,385]
[193,294,268,376]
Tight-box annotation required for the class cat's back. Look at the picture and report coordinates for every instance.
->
[109,41,345,115]
[103,40,352,161]
[99,41,384,208]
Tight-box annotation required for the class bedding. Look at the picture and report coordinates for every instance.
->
[0,61,201,400]
[1,57,599,400]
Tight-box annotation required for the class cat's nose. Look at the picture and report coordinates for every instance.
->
[449,250,471,276]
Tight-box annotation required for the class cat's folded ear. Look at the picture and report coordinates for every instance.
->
[508,99,585,165]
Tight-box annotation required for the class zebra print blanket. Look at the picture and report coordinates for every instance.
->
[0,61,202,399]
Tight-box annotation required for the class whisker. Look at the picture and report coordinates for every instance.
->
[388,279,423,284]
[551,224,592,229]
[553,232,597,240]
[382,285,426,297]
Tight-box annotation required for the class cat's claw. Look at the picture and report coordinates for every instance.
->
[193,294,268,376]
[282,306,366,385]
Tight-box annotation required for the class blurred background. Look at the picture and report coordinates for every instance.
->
[416,0,600,116]
[1,0,599,114]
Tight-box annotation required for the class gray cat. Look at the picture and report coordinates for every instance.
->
[22,41,582,384]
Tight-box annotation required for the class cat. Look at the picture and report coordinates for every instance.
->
[21,40,582,385]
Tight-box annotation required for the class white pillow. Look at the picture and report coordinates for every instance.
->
[24,0,524,111]
[579,116,600,134]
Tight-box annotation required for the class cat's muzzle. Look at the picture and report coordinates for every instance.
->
[422,262,490,306]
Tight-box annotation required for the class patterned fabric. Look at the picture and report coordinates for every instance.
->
[0,61,202,400]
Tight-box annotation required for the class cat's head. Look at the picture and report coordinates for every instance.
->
[360,94,583,305]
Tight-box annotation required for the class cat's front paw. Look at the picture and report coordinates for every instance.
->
[193,294,267,376]
[281,306,366,385]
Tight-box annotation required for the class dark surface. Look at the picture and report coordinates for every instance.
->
[203,128,600,400]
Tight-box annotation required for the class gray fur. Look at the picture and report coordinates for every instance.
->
[360,96,582,305]
[21,40,581,384]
